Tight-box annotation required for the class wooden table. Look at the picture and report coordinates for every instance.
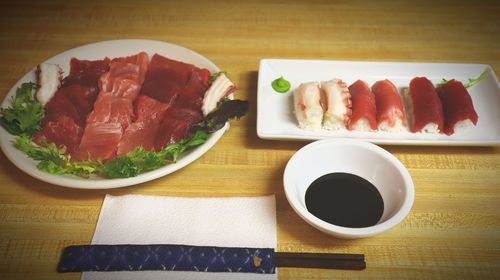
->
[1,1,499,279]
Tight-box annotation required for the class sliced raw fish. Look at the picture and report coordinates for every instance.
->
[437,79,478,135]
[154,107,203,151]
[32,116,83,156]
[117,95,171,155]
[62,58,111,88]
[347,80,377,131]
[76,122,123,161]
[140,54,210,109]
[406,77,444,133]
[77,52,149,161]
[33,58,109,155]
[372,79,406,132]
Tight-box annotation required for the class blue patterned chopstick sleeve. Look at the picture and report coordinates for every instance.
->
[57,244,276,274]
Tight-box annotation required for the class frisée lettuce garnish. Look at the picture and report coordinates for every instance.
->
[0,83,44,136]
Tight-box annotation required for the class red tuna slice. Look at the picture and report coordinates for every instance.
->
[407,77,444,133]
[43,84,98,126]
[437,79,478,135]
[35,58,109,156]
[86,93,134,129]
[147,54,193,84]
[371,80,407,131]
[347,80,377,131]
[140,77,181,104]
[116,96,171,155]
[175,69,211,111]
[33,115,83,156]
[75,122,123,161]
[63,57,110,88]
[154,107,203,151]
[100,52,149,100]
[140,54,210,108]
[76,52,149,161]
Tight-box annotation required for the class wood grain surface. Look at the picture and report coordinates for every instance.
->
[1,0,499,279]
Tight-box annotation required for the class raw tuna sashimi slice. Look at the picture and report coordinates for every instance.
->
[85,93,134,130]
[154,107,203,151]
[175,68,212,111]
[76,52,149,161]
[406,77,444,133]
[140,54,210,110]
[371,79,407,132]
[437,79,478,135]
[75,123,123,161]
[116,96,171,155]
[62,58,111,88]
[33,58,110,155]
[347,80,377,131]
[32,116,83,156]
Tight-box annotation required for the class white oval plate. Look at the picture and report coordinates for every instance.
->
[0,39,228,189]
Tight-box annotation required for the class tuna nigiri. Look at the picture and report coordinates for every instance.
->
[437,79,478,135]
[294,82,323,131]
[372,79,406,132]
[321,79,352,130]
[406,77,444,133]
[347,80,377,131]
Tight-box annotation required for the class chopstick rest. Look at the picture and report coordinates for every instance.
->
[57,244,365,273]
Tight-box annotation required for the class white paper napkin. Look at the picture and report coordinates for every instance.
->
[82,194,277,280]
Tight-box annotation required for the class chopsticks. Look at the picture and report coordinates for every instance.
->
[274,252,366,270]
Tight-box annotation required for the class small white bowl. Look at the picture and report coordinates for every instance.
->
[283,139,414,239]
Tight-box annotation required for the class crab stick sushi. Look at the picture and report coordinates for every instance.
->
[371,79,406,132]
[437,79,478,135]
[294,82,323,131]
[406,77,444,133]
[320,79,352,130]
[347,80,377,131]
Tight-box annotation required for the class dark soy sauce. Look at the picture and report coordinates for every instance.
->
[305,172,384,228]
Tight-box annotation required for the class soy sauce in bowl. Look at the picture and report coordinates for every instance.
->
[305,172,384,228]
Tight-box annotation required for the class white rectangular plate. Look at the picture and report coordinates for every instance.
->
[257,59,500,146]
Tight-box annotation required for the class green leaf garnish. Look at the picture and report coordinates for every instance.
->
[463,69,489,88]
[0,82,44,136]
[14,135,100,178]
[440,68,489,89]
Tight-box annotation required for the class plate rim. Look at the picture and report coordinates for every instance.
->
[0,39,229,189]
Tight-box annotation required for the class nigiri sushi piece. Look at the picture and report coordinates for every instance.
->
[294,82,323,131]
[406,77,444,133]
[321,79,352,130]
[36,63,62,106]
[437,79,478,135]
[372,79,406,132]
[347,80,377,131]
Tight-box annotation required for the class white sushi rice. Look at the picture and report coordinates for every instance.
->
[452,119,475,134]
[379,118,405,132]
[350,118,373,132]
[420,123,440,133]
[378,107,406,132]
